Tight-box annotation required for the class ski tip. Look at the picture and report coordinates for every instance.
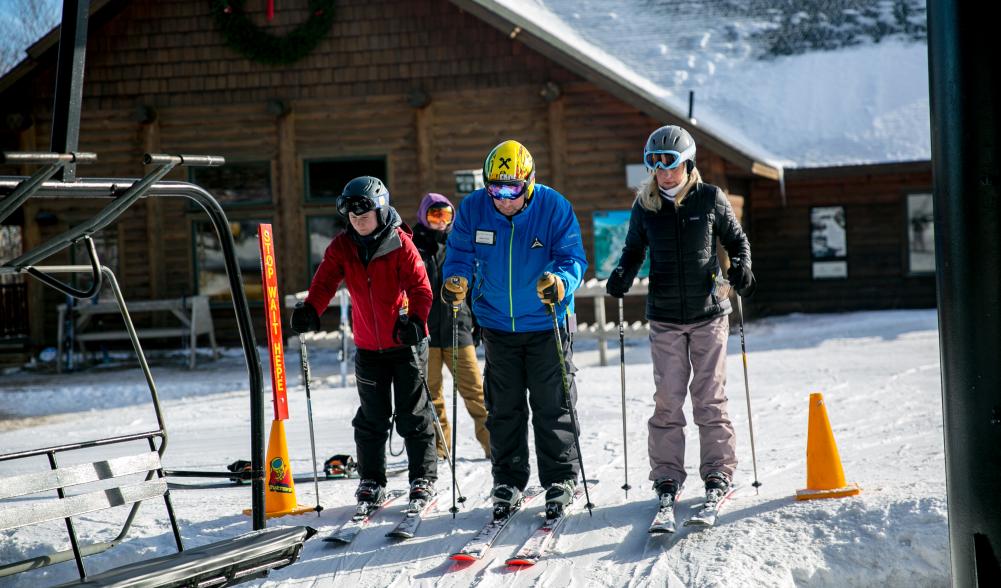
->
[386,531,414,539]
[506,558,537,567]
[450,553,478,562]
[323,537,350,544]
[648,527,675,535]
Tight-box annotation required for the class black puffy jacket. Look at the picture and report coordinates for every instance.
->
[412,224,475,348]
[616,181,751,324]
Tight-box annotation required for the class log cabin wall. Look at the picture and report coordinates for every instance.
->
[748,162,936,316]
[0,0,774,348]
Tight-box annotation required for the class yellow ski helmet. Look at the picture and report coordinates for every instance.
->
[483,140,536,200]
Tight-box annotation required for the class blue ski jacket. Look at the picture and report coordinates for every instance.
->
[443,183,587,333]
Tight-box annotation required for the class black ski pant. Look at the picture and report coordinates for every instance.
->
[481,326,580,490]
[352,343,437,486]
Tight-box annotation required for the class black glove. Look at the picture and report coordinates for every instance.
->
[290,301,321,334]
[471,324,482,347]
[727,261,756,296]
[394,314,426,346]
[606,267,629,299]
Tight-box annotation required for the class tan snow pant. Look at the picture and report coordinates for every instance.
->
[427,345,491,459]
[647,315,736,487]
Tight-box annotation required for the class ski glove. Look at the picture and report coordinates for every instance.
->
[727,261,756,297]
[441,275,468,305]
[536,272,566,305]
[290,301,321,334]
[605,267,629,299]
[394,314,426,346]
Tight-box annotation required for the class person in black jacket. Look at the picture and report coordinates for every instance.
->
[412,192,491,460]
[606,125,755,511]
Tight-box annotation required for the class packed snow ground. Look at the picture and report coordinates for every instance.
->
[0,309,949,587]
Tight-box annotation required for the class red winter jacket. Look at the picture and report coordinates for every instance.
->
[304,223,431,352]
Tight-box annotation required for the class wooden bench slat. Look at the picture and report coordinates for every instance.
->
[0,479,167,532]
[0,452,161,500]
[75,328,191,342]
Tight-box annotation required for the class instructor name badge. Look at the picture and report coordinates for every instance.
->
[475,230,496,245]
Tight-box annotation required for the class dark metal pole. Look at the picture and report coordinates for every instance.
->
[50,0,91,182]
[927,1,1001,585]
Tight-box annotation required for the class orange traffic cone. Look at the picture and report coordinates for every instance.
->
[243,420,315,518]
[796,392,861,501]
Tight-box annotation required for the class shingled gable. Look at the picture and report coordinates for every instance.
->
[1,0,781,181]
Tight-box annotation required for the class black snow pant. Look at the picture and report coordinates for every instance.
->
[481,326,580,491]
[352,343,437,486]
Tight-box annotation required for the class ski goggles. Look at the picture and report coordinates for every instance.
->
[643,145,695,171]
[337,194,377,217]
[425,205,454,225]
[486,180,527,200]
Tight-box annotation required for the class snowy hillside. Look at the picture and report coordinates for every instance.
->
[527,0,931,167]
[0,309,949,587]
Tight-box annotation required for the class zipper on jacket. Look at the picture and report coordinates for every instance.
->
[367,274,383,351]
[674,205,687,323]
[508,218,516,332]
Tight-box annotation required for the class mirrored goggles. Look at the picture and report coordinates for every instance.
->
[337,195,377,217]
[425,206,454,224]
[486,181,527,200]
[643,149,685,171]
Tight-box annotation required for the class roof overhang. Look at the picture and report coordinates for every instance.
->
[449,0,782,181]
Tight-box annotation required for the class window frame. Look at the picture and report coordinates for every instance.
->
[302,156,388,203]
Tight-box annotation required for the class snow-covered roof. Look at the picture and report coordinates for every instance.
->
[468,0,930,168]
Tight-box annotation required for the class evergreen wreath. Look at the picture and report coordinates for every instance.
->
[212,0,336,65]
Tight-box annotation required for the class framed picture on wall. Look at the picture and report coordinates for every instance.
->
[810,206,847,279]
[906,193,936,275]
[592,210,650,280]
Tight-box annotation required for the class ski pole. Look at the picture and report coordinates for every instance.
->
[546,302,594,516]
[735,293,762,494]
[450,303,461,518]
[297,334,324,515]
[398,308,467,508]
[618,297,631,498]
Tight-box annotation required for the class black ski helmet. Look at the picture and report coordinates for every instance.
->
[644,125,696,173]
[337,176,390,224]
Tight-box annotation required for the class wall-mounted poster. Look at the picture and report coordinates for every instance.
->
[593,210,650,279]
[906,193,936,275]
[811,206,847,279]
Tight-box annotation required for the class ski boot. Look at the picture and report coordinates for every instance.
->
[544,479,576,520]
[490,484,523,519]
[704,471,731,503]
[408,478,435,512]
[355,479,386,506]
[654,477,680,509]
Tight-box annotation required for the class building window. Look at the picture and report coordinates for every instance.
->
[306,215,346,281]
[193,219,269,302]
[304,157,387,202]
[906,193,935,275]
[810,206,848,279]
[189,161,272,207]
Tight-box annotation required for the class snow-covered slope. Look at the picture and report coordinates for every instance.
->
[0,309,948,587]
[522,0,931,167]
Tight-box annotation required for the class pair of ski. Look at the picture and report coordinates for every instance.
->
[451,482,592,566]
[648,484,736,534]
[323,489,439,544]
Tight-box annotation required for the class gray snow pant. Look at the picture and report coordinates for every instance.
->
[481,327,580,490]
[647,315,736,487]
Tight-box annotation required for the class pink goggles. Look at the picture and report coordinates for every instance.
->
[486,181,527,200]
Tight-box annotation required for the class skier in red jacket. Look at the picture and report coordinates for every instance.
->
[289,176,437,508]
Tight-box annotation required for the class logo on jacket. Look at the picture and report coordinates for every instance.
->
[530,237,544,249]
